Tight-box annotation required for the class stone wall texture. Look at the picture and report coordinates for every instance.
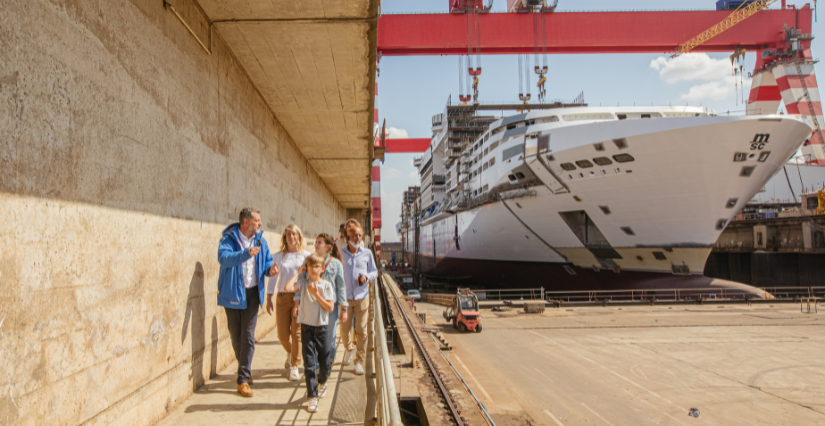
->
[0,0,347,424]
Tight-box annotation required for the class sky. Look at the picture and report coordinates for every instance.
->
[376,0,825,242]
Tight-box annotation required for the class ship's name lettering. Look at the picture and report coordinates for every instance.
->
[750,133,770,150]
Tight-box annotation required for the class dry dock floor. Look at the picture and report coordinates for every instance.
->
[415,301,825,426]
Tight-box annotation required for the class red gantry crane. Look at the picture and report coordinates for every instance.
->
[370,1,821,258]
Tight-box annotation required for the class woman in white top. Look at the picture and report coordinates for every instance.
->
[265,224,310,381]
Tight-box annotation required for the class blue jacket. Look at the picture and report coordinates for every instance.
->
[217,224,274,310]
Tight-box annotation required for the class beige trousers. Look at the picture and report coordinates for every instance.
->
[276,292,301,367]
[341,297,370,365]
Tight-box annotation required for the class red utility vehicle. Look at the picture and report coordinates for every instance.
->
[443,288,482,333]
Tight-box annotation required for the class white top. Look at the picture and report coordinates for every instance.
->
[238,232,258,289]
[296,278,334,327]
[267,250,311,294]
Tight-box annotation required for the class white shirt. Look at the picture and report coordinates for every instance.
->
[238,232,258,289]
[267,250,311,294]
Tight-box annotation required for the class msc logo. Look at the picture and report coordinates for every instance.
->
[750,133,770,150]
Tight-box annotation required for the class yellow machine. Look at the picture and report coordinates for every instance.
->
[817,187,825,215]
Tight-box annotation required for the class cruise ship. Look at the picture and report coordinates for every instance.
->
[398,102,813,293]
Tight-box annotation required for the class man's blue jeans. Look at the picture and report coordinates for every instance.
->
[325,302,340,370]
[301,324,330,398]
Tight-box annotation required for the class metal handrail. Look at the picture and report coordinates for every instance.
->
[370,280,403,426]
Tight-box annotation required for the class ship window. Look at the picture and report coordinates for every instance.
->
[758,151,771,162]
[617,114,627,120]
[484,148,489,155]
[613,138,628,149]
[546,154,555,161]
[740,166,755,177]
[490,141,499,150]
[515,172,526,179]
[620,226,635,235]
[733,152,747,162]
[483,163,488,171]
[594,143,605,151]
[508,174,517,181]
[599,205,611,215]
[484,134,490,142]
[483,184,489,192]
[652,251,667,260]
[489,157,496,166]
[726,198,739,209]
[613,154,635,163]
[560,162,576,171]
[593,157,613,166]
[641,114,651,119]
[492,127,504,136]
[575,160,594,168]
[564,265,577,275]
[808,197,819,210]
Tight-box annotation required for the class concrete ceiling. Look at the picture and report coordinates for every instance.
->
[199,0,378,208]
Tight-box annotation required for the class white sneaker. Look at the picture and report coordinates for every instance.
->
[343,349,354,366]
[318,383,327,398]
[354,363,365,376]
[289,367,300,381]
[307,397,319,413]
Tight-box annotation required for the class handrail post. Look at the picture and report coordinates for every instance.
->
[371,278,404,426]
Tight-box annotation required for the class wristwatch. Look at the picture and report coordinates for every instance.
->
[341,307,348,312]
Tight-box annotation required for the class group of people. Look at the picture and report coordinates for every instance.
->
[216,208,378,413]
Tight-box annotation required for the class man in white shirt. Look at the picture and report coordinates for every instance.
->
[339,220,378,375]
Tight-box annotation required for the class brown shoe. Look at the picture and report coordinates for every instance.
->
[237,383,253,397]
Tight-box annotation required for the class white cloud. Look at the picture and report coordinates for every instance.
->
[650,53,731,83]
[383,167,401,179]
[409,170,419,179]
[387,127,409,139]
[651,53,750,102]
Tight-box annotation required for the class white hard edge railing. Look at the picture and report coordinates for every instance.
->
[370,279,403,426]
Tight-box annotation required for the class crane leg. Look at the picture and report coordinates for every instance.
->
[773,61,825,165]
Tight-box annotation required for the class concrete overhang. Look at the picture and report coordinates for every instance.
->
[198,0,378,209]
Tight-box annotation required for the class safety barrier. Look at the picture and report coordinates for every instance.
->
[369,279,403,426]
[420,288,545,305]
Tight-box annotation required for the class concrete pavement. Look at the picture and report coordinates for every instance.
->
[415,301,825,426]
[157,327,367,426]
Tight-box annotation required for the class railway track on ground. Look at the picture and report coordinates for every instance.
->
[377,272,472,426]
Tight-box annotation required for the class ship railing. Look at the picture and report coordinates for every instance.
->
[544,286,825,303]
[420,288,545,306]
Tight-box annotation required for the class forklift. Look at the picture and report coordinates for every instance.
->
[443,288,482,333]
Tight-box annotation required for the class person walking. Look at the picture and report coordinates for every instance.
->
[217,208,277,397]
[339,220,378,375]
[293,234,347,374]
[265,224,310,381]
[282,254,335,413]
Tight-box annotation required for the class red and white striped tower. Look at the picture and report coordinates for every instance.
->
[372,81,382,258]
[772,57,825,165]
[747,69,781,116]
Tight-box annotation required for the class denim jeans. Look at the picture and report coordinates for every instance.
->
[325,302,340,371]
[301,324,329,398]
[225,287,259,385]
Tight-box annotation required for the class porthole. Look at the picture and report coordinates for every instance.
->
[508,174,517,181]
[593,157,613,166]
[560,162,577,171]
[575,159,594,168]
[613,154,635,163]
[515,172,526,179]
[740,166,755,177]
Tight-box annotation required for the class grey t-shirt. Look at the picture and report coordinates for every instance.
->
[296,278,334,327]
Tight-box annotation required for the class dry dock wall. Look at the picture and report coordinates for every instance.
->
[0,1,347,424]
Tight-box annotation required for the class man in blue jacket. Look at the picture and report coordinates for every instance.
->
[218,207,277,397]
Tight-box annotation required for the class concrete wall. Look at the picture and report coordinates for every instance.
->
[0,1,346,424]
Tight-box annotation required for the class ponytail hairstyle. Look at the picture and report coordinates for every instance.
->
[317,233,341,262]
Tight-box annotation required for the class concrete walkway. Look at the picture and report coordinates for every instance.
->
[158,328,368,426]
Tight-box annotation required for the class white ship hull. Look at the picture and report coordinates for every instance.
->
[402,108,812,293]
